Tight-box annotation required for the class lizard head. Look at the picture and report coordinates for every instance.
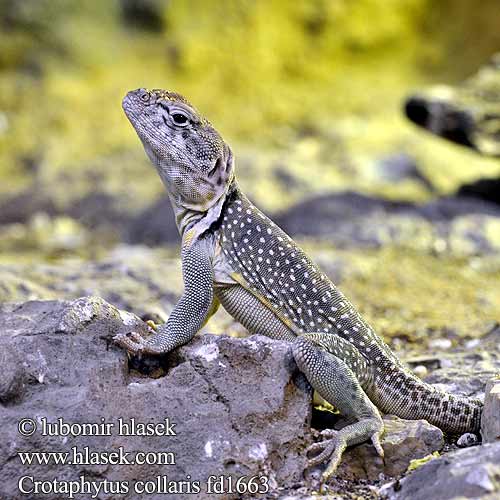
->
[122,88,234,212]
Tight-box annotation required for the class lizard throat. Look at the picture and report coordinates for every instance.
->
[172,176,237,244]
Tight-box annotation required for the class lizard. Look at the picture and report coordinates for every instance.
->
[115,88,483,483]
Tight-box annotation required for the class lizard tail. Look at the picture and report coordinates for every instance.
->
[419,390,483,434]
[373,370,483,434]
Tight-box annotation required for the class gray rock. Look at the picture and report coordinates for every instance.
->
[0,297,311,499]
[457,432,480,448]
[404,54,500,157]
[380,442,500,500]
[273,191,500,254]
[120,0,166,32]
[121,187,500,251]
[273,192,415,244]
[418,349,499,399]
[0,186,57,225]
[481,379,500,443]
[125,196,179,245]
[0,246,242,338]
[376,153,435,192]
[335,415,443,480]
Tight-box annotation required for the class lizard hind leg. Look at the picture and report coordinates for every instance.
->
[292,334,384,483]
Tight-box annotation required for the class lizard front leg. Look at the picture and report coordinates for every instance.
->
[292,334,384,484]
[114,238,215,355]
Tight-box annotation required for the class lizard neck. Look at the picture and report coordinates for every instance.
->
[173,178,240,243]
[147,141,237,244]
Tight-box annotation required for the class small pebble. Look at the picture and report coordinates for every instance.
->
[413,365,428,378]
[429,338,452,350]
[457,432,479,448]
[464,339,480,349]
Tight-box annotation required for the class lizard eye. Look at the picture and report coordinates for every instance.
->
[172,112,189,126]
[140,91,150,102]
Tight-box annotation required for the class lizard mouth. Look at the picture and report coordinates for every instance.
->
[121,96,138,125]
[122,94,133,112]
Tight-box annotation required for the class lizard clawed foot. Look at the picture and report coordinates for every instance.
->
[113,331,149,355]
[113,319,161,355]
[306,429,346,482]
[306,428,384,487]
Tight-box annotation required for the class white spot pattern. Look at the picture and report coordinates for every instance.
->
[219,195,389,365]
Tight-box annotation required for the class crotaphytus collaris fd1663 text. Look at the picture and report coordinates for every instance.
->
[115,88,483,482]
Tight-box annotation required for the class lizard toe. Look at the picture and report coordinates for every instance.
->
[321,437,347,482]
[320,428,338,439]
[306,431,344,474]
[113,331,146,355]
[371,431,385,458]
[306,442,335,469]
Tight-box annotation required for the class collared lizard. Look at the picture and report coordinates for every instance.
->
[115,88,483,483]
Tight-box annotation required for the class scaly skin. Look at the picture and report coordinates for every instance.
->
[115,88,483,483]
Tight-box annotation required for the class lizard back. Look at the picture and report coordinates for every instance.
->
[217,186,482,433]
[218,187,395,353]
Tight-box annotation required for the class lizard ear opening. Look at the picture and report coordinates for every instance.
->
[212,147,234,189]
[207,147,233,181]
[206,147,235,210]
[182,146,236,240]
[223,147,235,182]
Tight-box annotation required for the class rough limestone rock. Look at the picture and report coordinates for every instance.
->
[380,442,500,500]
[0,297,312,500]
[335,415,444,480]
[481,379,500,443]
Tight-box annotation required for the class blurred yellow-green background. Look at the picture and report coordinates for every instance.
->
[1,0,500,208]
[0,0,499,347]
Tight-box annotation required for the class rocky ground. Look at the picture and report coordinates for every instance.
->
[0,293,498,499]
[0,136,499,499]
[0,187,499,499]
